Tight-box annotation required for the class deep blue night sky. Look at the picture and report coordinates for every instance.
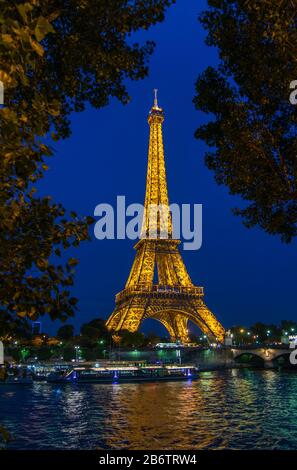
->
[39,0,297,335]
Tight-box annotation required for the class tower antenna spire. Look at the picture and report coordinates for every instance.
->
[153,88,158,108]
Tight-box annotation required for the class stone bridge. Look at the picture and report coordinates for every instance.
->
[232,347,291,368]
[182,346,293,370]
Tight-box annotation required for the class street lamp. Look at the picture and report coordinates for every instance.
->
[74,345,80,362]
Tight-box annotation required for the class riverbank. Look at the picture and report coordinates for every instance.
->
[2,345,295,373]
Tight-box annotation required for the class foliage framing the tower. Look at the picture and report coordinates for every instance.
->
[194,0,297,242]
[0,0,174,323]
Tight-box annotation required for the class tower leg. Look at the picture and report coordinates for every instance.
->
[174,315,190,343]
[152,311,190,343]
[158,317,178,342]
[107,303,145,333]
[190,300,225,343]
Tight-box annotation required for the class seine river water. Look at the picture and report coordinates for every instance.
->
[1,369,297,450]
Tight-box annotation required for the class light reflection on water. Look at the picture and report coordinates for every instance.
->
[1,369,297,449]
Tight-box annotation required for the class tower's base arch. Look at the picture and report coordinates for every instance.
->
[107,294,225,344]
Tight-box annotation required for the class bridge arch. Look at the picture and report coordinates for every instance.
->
[233,351,265,367]
[271,351,291,367]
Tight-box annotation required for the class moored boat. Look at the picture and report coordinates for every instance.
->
[46,364,198,384]
[47,369,75,383]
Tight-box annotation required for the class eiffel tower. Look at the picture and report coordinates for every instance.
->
[106,91,225,343]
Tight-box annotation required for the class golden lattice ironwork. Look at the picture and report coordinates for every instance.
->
[106,92,225,343]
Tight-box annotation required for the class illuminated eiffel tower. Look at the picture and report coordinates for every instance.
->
[106,91,225,343]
